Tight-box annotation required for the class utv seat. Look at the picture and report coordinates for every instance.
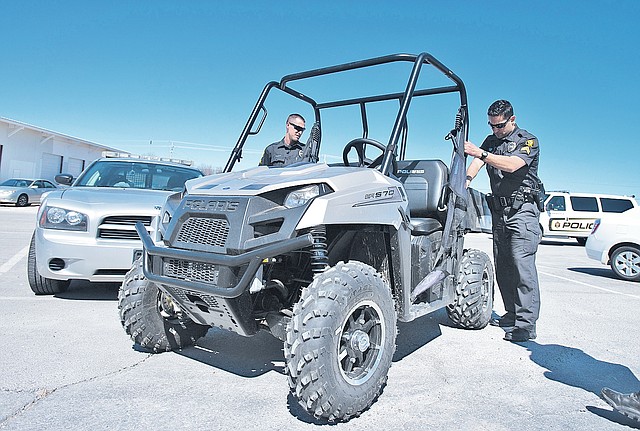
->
[395,160,449,235]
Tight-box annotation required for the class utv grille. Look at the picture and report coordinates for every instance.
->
[176,217,230,248]
[163,258,220,285]
[98,216,152,239]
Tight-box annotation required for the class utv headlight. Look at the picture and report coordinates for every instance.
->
[284,185,323,209]
[40,206,88,231]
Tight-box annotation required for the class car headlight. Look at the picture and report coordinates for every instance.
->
[284,185,323,209]
[40,206,88,231]
[0,190,15,196]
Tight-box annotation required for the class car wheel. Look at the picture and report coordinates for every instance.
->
[16,194,29,207]
[285,261,396,422]
[610,246,640,282]
[27,233,70,294]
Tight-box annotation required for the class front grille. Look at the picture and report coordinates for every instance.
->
[98,216,152,240]
[163,258,220,284]
[176,217,229,248]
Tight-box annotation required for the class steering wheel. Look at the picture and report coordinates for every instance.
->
[342,138,387,168]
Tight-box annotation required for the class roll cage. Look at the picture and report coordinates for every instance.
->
[223,52,469,177]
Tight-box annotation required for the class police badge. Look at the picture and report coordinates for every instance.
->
[506,142,517,152]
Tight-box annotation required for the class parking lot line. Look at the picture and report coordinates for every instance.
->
[539,267,640,299]
[0,245,29,275]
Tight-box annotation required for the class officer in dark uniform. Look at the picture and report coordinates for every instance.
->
[259,114,308,167]
[464,100,543,342]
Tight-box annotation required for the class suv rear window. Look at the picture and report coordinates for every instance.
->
[601,197,635,213]
[570,196,599,212]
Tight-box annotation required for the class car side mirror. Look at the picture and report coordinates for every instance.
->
[55,173,74,186]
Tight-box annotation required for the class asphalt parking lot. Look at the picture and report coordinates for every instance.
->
[1,205,638,431]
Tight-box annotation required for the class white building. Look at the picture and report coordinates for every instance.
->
[0,117,119,182]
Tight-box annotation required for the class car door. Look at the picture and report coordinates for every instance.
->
[543,194,568,235]
[564,195,599,236]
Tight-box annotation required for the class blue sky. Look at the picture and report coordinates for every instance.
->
[1,1,639,196]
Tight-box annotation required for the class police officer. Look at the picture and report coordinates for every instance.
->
[259,114,308,167]
[464,100,542,342]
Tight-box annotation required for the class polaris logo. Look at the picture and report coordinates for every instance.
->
[183,199,239,212]
[398,169,425,174]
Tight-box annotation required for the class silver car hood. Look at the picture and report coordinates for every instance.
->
[45,187,172,210]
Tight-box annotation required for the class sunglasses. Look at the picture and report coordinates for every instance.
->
[288,122,305,133]
[488,117,512,129]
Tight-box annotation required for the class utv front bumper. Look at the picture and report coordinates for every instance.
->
[136,222,313,298]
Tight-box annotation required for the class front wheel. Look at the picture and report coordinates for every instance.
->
[610,246,640,282]
[16,194,29,207]
[285,261,397,422]
[118,259,209,352]
[27,233,70,295]
[447,249,494,329]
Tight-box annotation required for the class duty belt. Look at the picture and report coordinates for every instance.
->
[488,194,535,208]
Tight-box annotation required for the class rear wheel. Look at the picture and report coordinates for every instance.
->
[610,246,640,282]
[447,249,494,329]
[27,233,70,295]
[285,261,396,422]
[118,259,209,352]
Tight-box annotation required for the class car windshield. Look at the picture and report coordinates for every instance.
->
[74,160,202,191]
[1,179,33,187]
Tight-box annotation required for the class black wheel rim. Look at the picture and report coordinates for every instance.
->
[481,266,491,312]
[338,300,385,385]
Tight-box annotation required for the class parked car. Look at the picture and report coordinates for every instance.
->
[540,191,637,245]
[0,178,58,206]
[585,206,640,281]
[27,152,203,294]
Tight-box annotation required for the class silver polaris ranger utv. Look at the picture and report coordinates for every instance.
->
[119,52,494,422]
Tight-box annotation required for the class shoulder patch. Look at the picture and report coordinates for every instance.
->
[526,139,536,147]
[520,146,531,155]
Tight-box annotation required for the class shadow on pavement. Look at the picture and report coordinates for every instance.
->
[567,266,622,281]
[54,281,119,301]
[522,342,639,395]
[540,239,581,247]
[394,308,445,361]
[520,342,640,427]
[585,406,640,429]
[178,328,286,378]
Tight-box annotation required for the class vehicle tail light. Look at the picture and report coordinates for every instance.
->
[591,218,601,235]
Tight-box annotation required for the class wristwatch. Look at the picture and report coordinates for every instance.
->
[479,151,488,161]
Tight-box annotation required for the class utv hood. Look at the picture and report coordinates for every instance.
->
[186,163,392,196]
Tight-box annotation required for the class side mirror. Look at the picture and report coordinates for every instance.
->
[55,173,74,186]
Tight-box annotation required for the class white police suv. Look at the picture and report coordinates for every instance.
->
[540,191,637,245]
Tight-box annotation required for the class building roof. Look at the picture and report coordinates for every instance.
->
[0,116,120,152]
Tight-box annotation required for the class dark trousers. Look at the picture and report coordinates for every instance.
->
[492,202,542,332]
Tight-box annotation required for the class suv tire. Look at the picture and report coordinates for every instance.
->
[284,261,396,422]
[610,245,640,282]
[447,249,494,329]
[118,259,209,352]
